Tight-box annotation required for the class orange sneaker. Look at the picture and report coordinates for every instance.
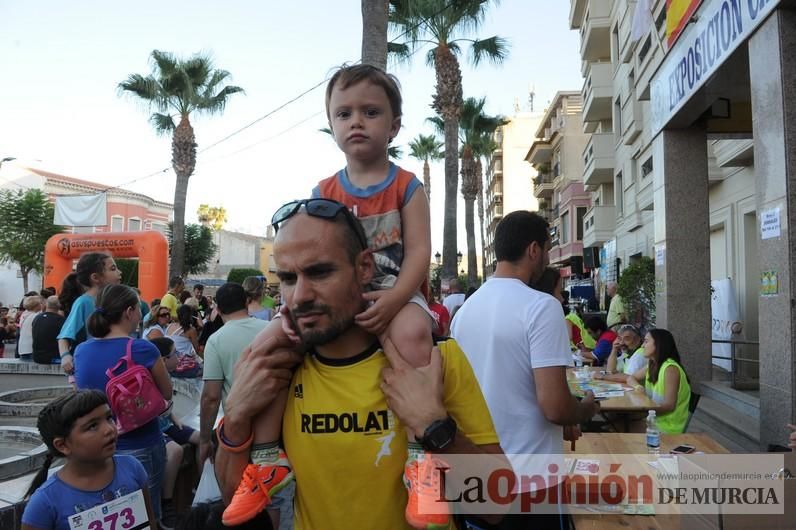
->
[404,455,450,530]
[222,460,293,526]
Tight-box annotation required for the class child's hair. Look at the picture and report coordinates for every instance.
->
[150,336,175,357]
[325,64,403,120]
[87,284,139,338]
[176,304,194,332]
[179,290,192,304]
[59,272,84,316]
[242,276,264,303]
[24,389,109,500]
[75,252,112,288]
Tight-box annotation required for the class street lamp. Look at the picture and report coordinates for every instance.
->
[456,251,463,265]
[434,251,441,266]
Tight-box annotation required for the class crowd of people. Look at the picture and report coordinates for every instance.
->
[12,63,796,530]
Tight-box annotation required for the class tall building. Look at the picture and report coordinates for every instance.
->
[484,112,543,272]
[571,0,796,451]
[526,92,591,280]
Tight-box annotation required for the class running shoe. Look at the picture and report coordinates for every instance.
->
[222,458,293,526]
[404,454,451,530]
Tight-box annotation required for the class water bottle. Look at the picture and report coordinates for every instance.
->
[646,410,660,455]
[575,356,583,369]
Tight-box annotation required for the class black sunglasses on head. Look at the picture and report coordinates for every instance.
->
[271,198,368,249]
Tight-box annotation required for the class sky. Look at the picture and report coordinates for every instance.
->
[0,1,583,255]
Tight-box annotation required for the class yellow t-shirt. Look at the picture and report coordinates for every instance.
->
[283,338,499,530]
[160,292,179,318]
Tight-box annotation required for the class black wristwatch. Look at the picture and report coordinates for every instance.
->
[416,416,457,452]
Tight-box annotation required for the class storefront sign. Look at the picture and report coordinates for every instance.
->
[651,0,780,135]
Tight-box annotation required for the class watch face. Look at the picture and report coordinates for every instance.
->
[423,417,456,451]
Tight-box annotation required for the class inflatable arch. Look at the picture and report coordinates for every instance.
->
[44,231,169,304]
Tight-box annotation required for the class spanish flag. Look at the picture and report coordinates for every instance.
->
[666,0,703,46]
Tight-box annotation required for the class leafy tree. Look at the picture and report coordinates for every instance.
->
[0,189,63,292]
[390,0,508,278]
[197,204,228,231]
[361,0,389,69]
[227,268,263,285]
[618,257,656,330]
[408,133,443,203]
[119,50,243,278]
[115,258,139,288]
[167,223,218,275]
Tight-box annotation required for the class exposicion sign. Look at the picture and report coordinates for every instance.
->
[651,0,779,135]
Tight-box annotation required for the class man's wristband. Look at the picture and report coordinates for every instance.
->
[216,417,253,453]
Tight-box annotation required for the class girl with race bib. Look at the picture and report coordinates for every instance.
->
[21,389,156,530]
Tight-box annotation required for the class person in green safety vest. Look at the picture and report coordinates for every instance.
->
[562,292,595,352]
[626,328,692,434]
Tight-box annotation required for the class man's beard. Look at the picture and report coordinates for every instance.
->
[291,302,356,347]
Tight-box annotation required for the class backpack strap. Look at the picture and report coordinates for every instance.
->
[105,339,136,379]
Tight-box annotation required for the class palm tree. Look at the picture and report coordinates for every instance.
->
[390,0,508,279]
[458,98,505,286]
[119,50,243,277]
[429,98,504,285]
[361,0,389,69]
[408,134,444,203]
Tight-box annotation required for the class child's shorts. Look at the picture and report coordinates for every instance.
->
[164,423,196,445]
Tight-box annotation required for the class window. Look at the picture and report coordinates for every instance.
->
[639,35,652,63]
[576,207,587,241]
[628,69,635,95]
[111,216,124,232]
[616,172,624,217]
[655,8,667,32]
[128,218,141,231]
[561,211,570,245]
[614,96,622,136]
[641,156,654,178]
[73,226,93,234]
[151,222,168,234]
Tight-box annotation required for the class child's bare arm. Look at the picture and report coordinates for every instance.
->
[394,188,432,300]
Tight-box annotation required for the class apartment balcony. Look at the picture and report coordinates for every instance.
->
[582,132,615,190]
[533,172,555,200]
[712,139,754,168]
[526,139,552,165]
[569,0,588,29]
[582,62,613,124]
[583,205,616,248]
[580,0,612,62]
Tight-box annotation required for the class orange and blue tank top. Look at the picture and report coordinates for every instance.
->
[312,163,423,289]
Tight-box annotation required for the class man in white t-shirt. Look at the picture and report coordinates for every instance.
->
[442,279,466,316]
[452,210,599,529]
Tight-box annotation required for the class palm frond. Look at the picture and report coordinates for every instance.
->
[469,35,509,66]
[149,113,176,136]
[319,127,333,136]
[388,145,403,160]
[202,69,232,98]
[388,42,414,66]
[409,133,444,161]
[150,50,179,77]
[196,85,244,115]
[426,116,445,135]
[183,54,213,88]
[117,74,160,101]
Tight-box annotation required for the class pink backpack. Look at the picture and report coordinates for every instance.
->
[105,339,168,434]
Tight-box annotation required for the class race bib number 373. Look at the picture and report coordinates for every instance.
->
[68,489,149,530]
